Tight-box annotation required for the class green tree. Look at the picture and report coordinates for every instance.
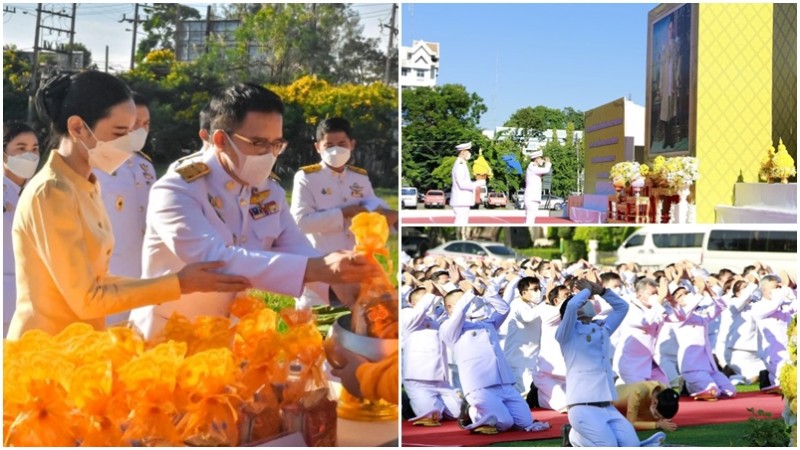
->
[504,105,567,137]
[541,123,583,198]
[401,84,487,190]
[562,106,585,130]
[136,4,201,60]
[430,156,458,190]
[3,45,32,122]
[573,227,636,251]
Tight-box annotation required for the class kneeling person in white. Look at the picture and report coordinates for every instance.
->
[440,281,550,434]
[402,284,461,425]
[556,279,641,447]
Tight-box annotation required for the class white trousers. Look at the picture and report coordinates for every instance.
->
[568,404,639,447]
[465,383,534,431]
[729,349,765,381]
[534,372,568,411]
[525,202,540,224]
[453,206,470,226]
[683,369,736,397]
[404,379,462,420]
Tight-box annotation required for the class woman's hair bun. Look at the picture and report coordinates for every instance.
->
[35,71,78,125]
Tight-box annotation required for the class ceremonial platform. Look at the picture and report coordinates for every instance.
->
[715,182,797,223]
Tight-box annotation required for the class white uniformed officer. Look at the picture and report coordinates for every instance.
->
[440,280,550,435]
[751,274,797,390]
[3,122,40,337]
[450,142,485,226]
[402,283,461,426]
[291,117,396,255]
[129,83,381,338]
[93,92,154,326]
[523,148,551,225]
[556,279,643,447]
[498,274,546,398]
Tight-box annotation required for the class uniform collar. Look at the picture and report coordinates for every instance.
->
[321,162,347,177]
[49,151,98,193]
[3,174,23,195]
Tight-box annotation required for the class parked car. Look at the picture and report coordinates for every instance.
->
[513,190,565,211]
[401,186,418,209]
[425,240,519,262]
[424,190,446,208]
[485,191,508,209]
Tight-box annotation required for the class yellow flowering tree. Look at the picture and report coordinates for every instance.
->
[270,75,398,187]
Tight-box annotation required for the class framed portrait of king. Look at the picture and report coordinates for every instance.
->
[645,3,698,159]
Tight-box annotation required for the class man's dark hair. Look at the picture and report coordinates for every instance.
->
[655,388,680,419]
[408,287,427,306]
[600,272,622,284]
[558,293,576,320]
[131,91,149,108]
[548,285,568,305]
[199,103,212,135]
[518,277,540,295]
[316,117,353,141]
[209,82,284,132]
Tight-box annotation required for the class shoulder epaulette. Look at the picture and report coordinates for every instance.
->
[301,164,323,174]
[136,151,152,162]
[347,165,368,176]
[174,162,210,183]
[268,172,281,182]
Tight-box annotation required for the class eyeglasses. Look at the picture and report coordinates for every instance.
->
[230,132,288,156]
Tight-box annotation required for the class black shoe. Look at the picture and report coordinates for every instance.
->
[457,399,472,430]
[526,382,540,409]
[759,369,771,390]
[561,424,572,447]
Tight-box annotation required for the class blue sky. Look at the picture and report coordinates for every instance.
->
[402,3,658,129]
[3,3,394,73]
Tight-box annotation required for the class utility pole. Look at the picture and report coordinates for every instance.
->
[27,4,43,124]
[382,3,398,85]
[67,4,76,69]
[120,4,142,70]
[105,45,109,72]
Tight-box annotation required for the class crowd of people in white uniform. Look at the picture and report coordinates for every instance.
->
[399,250,796,445]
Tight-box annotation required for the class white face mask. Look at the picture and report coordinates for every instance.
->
[610,286,624,296]
[81,125,147,175]
[529,291,543,304]
[5,152,39,179]
[223,133,276,186]
[464,152,472,161]
[320,145,351,168]
[647,294,660,306]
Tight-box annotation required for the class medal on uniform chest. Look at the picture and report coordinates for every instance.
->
[141,163,154,180]
[350,183,364,198]
[249,200,279,220]
[321,187,332,195]
[208,194,223,210]
[116,195,124,211]
[250,187,270,205]
[3,202,12,213]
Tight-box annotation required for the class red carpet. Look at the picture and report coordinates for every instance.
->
[400,391,784,447]
[401,216,574,225]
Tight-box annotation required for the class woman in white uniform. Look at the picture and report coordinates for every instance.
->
[3,122,40,337]
[524,150,551,224]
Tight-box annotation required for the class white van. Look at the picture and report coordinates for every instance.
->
[616,226,706,268]
[616,226,797,278]
[701,228,797,277]
[401,186,418,209]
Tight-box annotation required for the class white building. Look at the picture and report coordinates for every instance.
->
[400,40,440,88]
[482,127,585,157]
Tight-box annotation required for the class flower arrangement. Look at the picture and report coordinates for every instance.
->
[659,156,698,188]
[781,314,797,446]
[771,138,796,183]
[760,144,776,182]
[609,161,647,187]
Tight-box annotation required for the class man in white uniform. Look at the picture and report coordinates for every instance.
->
[523,149,551,224]
[719,279,765,383]
[498,275,546,398]
[94,92,156,325]
[440,282,550,435]
[402,283,461,426]
[449,142,485,226]
[751,275,797,390]
[291,117,397,255]
[129,83,380,338]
